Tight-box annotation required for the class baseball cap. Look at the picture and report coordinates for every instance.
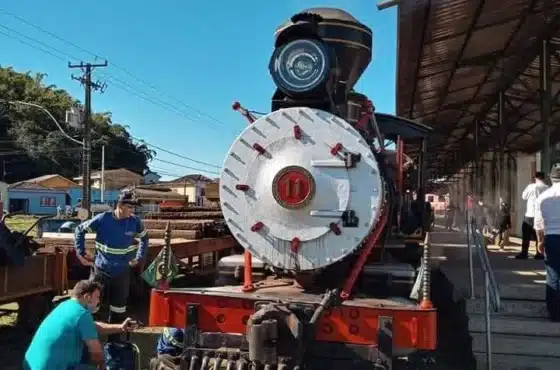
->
[118,191,140,206]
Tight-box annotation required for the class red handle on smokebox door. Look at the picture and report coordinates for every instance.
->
[232,101,256,124]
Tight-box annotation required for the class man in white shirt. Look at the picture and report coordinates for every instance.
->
[517,171,549,259]
[534,167,560,322]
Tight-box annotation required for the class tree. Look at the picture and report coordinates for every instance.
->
[0,66,155,183]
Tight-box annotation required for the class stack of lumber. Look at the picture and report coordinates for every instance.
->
[38,207,230,252]
[143,207,228,238]
[144,211,223,220]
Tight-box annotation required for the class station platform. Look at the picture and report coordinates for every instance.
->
[432,225,560,370]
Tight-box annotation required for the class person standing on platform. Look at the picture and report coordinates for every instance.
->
[517,171,549,259]
[534,167,560,322]
[74,191,149,340]
[492,197,511,250]
[445,203,455,231]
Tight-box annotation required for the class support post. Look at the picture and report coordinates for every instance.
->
[474,121,480,198]
[484,271,492,370]
[497,92,506,204]
[540,39,552,174]
[69,61,108,218]
[418,138,427,227]
[491,151,498,204]
[101,145,105,203]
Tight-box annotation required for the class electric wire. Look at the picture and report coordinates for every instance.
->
[0,25,222,171]
[0,7,227,128]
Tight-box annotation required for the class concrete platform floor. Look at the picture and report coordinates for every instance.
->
[432,224,560,369]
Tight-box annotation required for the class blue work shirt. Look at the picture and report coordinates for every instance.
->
[74,211,149,276]
[23,299,98,370]
[157,327,185,357]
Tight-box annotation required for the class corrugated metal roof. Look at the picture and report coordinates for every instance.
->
[396,0,560,179]
[8,181,56,190]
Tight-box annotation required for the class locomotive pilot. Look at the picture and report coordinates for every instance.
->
[74,191,149,340]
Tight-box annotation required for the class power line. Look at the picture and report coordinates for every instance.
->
[0,25,223,174]
[0,23,207,127]
[0,8,230,129]
[131,136,220,169]
[151,157,219,175]
[97,141,218,176]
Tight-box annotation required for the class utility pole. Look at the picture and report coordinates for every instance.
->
[101,145,105,203]
[69,61,108,218]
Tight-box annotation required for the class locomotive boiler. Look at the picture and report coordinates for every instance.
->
[149,8,437,370]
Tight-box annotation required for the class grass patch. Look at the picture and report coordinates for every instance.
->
[4,215,39,237]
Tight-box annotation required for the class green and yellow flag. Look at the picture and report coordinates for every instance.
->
[142,247,179,288]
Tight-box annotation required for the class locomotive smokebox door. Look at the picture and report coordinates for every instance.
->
[219,107,384,273]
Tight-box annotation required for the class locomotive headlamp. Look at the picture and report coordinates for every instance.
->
[269,38,331,95]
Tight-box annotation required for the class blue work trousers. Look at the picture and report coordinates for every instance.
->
[544,235,560,321]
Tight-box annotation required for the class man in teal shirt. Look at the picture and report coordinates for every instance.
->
[23,279,138,370]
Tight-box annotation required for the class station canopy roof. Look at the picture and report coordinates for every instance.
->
[395,0,560,182]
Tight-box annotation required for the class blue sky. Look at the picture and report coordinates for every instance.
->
[0,0,397,180]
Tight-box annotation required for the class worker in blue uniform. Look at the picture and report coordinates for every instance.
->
[74,191,149,339]
[149,327,185,369]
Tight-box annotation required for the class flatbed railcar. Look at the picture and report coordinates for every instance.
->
[0,213,66,329]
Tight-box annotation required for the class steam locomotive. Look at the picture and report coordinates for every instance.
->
[149,8,437,369]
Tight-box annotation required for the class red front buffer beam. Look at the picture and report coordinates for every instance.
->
[232,101,256,124]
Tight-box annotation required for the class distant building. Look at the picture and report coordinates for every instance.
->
[73,168,143,190]
[8,180,69,215]
[159,174,214,206]
[143,170,161,184]
[18,174,79,190]
[67,188,122,208]
[123,185,187,213]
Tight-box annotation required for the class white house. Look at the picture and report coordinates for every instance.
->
[159,174,214,206]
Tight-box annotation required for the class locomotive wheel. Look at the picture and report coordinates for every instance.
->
[16,292,54,332]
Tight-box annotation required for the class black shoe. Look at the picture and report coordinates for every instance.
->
[534,253,544,260]
[515,253,528,259]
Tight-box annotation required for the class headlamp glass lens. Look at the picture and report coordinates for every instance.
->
[271,39,329,94]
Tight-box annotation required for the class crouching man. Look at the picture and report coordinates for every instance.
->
[149,327,185,369]
[23,279,138,370]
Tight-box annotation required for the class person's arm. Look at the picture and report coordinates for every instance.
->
[135,218,149,261]
[522,184,533,200]
[74,213,104,264]
[95,317,138,335]
[534,196,545,254]
[94,322,125,335]
[77,313,104,367]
